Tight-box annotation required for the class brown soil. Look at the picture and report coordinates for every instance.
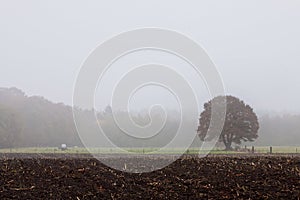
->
[0,154,299,199]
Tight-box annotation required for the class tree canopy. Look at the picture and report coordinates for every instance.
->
[198,96,259,150]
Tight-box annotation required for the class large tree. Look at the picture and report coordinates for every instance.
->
[198,96,259,150]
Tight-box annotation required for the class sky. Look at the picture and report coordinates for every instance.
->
[0,0,300,114]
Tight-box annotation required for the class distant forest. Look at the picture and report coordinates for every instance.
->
[0,87,299,148]
[0,87,81,148]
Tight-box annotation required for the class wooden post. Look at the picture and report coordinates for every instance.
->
[270,146,273,154]
[251,146,255,154]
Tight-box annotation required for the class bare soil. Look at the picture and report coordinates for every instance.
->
[0,154,299,199]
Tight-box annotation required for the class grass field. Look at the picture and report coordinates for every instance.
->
[0,146,299,154]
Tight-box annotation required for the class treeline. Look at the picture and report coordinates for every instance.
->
[253,114,300,146]
[0,87,184,148]
[0,87,81,148]
[0,87,299,148]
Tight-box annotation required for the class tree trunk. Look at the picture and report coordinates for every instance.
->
[224,143,233,151]
[222,134,233,151]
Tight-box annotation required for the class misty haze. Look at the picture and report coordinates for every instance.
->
[0,1,299,199]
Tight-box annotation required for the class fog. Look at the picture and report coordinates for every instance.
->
[0,1,299,113]
[0,1,300,148]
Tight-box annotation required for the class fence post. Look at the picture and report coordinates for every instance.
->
[269,146,273,154]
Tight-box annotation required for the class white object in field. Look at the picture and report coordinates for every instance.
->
[61,144,67,150]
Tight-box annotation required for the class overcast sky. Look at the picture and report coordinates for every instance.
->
[0,1,300,114]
